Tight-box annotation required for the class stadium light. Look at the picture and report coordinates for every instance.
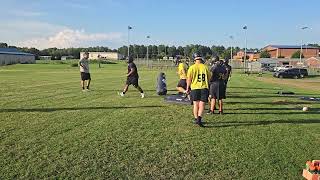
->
[243,25,248,73]
[229,35,234,60]
[300,26,309,63]
[146,36,150,67]
[128,26,133,58]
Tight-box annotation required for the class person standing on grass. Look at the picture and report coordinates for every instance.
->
[119,56,145,98]
[207,57,227,115]
[186,53,210,127]
[224,58,232,89]
[176,57,188,96]
[79,52,91,92]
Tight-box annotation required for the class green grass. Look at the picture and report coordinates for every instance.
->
[0,63,319,179]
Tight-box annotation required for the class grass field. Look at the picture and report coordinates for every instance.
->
[0,62,319,179]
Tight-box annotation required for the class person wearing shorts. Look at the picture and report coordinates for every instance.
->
[79,52,91,92]
[208,58,227,115]
[176,57,188,95]
[186,53,210,127]
[119,56,145,98]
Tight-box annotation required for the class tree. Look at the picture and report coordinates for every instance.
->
[167,46,177,57]
[260,50,271,58]
[177,46,184,56]
[118,46,128,57]
[152,45,158,59]
[184,45,192,58]
[0,42,8,48]
[291,50,304,59]
[158,45,166,55]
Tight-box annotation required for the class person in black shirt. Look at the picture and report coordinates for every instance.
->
[207,57,227,115]
[224,59,232,89]
[119,56,145,98]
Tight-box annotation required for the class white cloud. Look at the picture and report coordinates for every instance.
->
[10,10,45,17]
[18,29,123,49]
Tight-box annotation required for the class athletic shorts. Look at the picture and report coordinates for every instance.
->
[190,89,209,102]
[177,79,187,89]
[126,77,139,87]
[209,81,226,100]
[81,72,91,81]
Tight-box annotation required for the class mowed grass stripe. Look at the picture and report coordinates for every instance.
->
[0,63,319,179]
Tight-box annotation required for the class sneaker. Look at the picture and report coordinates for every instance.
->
[82,89,86,92]
[141,93,145,98]
[118,92,125,97]
[196,120,204,127]
[206,110,214,115]
[193,119,197,124]
[85,89,90,92]
[219,111,224,115]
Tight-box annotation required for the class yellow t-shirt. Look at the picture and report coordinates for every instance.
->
[187,63,210,90]
[178,63,187,79]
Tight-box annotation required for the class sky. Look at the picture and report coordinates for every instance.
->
[0,0,319,50]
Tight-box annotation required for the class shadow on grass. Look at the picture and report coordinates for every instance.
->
[0,105,164,113]
[228,95,295,99]
[203,119,320,128]
[226,101,316,105]
[226,107,320,111]
[229,86,280,90]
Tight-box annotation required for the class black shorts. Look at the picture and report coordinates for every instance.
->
[81,72,91,81]
[126,77,139,87]
[190,89,209,102]
[177,79,187,89]
[209,81,226,100]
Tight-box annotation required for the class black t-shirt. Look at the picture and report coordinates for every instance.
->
[225,64,232,78]
[210,62,227,82]
[128,62,139,78]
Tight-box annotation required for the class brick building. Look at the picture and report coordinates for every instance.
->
[262,45,319,58]
[233,50,260,61]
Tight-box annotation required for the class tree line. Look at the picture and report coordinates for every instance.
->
[1,42,319,60]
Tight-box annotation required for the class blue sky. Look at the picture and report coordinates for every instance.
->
[0,0,319,49]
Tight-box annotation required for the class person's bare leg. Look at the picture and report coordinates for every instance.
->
[177,87,186,94]
[123,84,129,93]
[193,101,199,119]
[198,101,206,118]
[81,80,85,90]
[86,79,91,89]
[219,100,223,113]
[211,98,217,112]
[135,85,144,93]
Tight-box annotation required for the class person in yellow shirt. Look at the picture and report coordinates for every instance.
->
[186,53,210,127]
[176,57,188,95]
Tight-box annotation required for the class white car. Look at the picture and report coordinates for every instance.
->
[274,65,293,72]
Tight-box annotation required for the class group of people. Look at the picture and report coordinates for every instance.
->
[176,54,232,127]
[79,52,145,98]
[79,52,232,127]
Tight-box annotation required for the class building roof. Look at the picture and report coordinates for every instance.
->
[267,45,319,49]
[0,48,35,56]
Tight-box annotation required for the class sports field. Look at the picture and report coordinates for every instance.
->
[0,62,319,179]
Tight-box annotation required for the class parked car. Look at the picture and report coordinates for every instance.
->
[273,65,293,72]
[263,66,276,72]
[273,68,308,79]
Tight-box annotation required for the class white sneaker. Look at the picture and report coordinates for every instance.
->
[82,89,86,92]
[141,93,145,98]
[118,92,125,97]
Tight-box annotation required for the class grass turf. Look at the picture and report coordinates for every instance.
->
[0,62,319,179]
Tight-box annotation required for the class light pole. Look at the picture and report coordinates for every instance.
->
[146,35,150,67]
[243,25,248,73]
[229,35,234,60]
[128,26,133,59]
[300,26,309,64]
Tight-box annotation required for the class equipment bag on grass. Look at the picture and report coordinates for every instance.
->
[157,72,167,95]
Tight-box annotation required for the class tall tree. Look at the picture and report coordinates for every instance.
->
[260,50,271,58]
